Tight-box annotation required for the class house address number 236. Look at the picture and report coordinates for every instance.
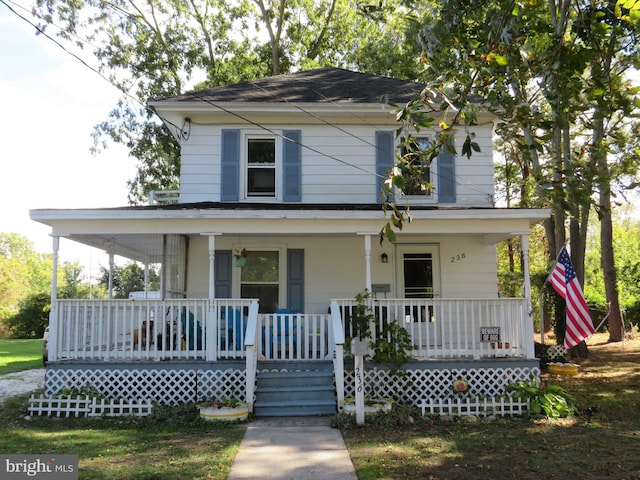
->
[450,253,466,263]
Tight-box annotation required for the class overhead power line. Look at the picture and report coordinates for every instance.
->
[2,0,496,202]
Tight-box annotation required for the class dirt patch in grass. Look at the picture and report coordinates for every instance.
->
[341,333,640,480]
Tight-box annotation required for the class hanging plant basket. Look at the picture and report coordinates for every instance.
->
[234,256,247,267]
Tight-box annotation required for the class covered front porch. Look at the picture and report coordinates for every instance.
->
[33,203,547,412]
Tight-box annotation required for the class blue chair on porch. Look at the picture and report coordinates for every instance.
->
[263,308,302,355]
[180,308,203,350]
[222,307,246,350]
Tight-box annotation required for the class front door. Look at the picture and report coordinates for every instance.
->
[396,244,440,298]
[396,245,440,347]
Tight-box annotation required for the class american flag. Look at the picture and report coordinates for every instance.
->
[548,246,595,349]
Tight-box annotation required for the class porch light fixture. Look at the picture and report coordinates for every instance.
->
[380,253,389,263]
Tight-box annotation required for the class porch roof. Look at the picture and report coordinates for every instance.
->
[30,203,549,263]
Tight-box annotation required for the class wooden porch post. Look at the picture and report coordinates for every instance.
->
[203,233,221,361]
[108,253,115,300]
[48,235,61,362]
[521,234,536,359]
[358,232,375,293]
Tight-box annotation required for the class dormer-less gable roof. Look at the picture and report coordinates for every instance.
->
[152,67,425,105]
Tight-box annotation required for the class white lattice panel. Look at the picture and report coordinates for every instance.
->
[43,364,537,409]
[28,395,92,417]
[89,398,153,417]
[45,367,244,406]
[343,366,539,406]
[197,369,246,403]
[28,394,153,417]
[421,396,530,417]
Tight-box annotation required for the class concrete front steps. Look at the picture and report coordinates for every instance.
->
[253,360,337,416]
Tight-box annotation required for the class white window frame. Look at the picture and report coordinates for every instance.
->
[396,135,438,204]
[240,131,281,201]
[233,245,286,311]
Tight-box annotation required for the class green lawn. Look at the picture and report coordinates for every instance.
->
[1,335,638,479]
[0,339,43,375]
[0,398,246,480]
[339,333,640,480]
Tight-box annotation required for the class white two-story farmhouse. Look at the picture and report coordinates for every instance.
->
[31,68,549,416]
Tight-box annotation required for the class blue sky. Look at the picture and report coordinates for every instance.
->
[0,1,135,272]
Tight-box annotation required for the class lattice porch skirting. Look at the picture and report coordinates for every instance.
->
[344,363,540,407]
[44,361,539,409]
[44,366,246,406]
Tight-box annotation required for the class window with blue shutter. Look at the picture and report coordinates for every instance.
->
[375,131,394,203]
[437,146,456,203]
[283,130,301,202]
[215,250,232,298]
[221,130,240,201]
[287,249,304,313]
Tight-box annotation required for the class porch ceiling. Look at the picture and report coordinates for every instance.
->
[30,204,550,262]
[68,234,166,263]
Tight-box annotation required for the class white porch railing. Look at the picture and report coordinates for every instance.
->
[333,298,534,359]
[255,312,333,361]
[49,298,258,362]
[49,297,533,362]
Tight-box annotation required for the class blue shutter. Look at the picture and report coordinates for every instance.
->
[283,130,301,202]
[437,146,456,203]
[221,129,240,201]
[215,250,232,298]
[287,249,304,313]
[376,131,394,203]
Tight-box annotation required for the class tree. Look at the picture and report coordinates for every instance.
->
[0,233,51,314]
[58,261,95,299]
[6,292,50,339]
[414,0,640,345]
[34,0,411,204]
[97,262,161,299]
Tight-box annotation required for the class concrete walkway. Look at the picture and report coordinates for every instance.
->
[227,416,358,480]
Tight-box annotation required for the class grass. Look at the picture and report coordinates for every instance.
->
[1,334,638,479]
[0,399,246,479]
[339,332,640,480]
[0,339,43,374]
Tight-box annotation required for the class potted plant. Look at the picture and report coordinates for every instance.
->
[233,248,249,267]
[198,396,249,421]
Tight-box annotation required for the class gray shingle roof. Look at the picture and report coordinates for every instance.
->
[153,67,425,105]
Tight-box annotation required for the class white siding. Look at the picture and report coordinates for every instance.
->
[184,234,500,312]
[177,123,496,206]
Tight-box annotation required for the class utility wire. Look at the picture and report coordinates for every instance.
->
[190,91,382,178]
[3,0,497,202]
[0,0,184,133]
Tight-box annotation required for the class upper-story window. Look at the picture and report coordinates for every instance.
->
[246,137,277,198]
[400,136,436,200]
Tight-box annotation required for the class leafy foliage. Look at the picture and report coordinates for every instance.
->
[97,261,160,299]
[506,378,578,419]
[348,290,414,366]
[6,292,50,339]
[370,321,414,366]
